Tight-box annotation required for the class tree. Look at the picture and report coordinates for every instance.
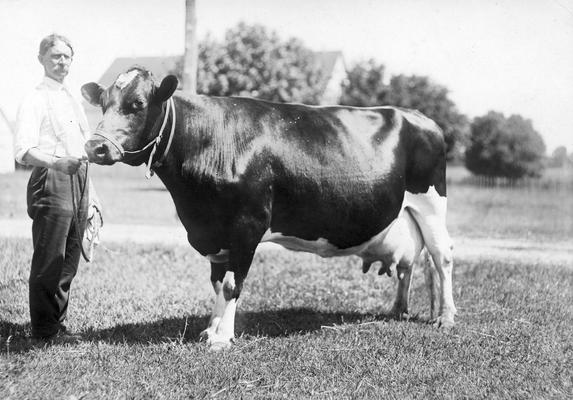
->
[465,111,546,178]
[384,75,469,160]
[341,66,469,160]
[548,146,569,168]
[340,59,387,107]
[173,23,324,103]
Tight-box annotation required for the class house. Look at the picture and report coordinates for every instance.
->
[0,108,15,173]
[86,51,347,129]
[312,51,347,105]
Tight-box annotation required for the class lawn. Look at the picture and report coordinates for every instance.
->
[1,165,572,399]
[0,238,571,399]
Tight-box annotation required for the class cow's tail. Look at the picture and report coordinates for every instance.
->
[421,247,440,320]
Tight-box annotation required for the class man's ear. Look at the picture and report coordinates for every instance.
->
[154,75,178,103]
[81,83,105,107]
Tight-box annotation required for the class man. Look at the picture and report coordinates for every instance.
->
[14,34,92,343]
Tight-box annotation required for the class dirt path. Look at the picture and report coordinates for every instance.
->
[1,218,571,265]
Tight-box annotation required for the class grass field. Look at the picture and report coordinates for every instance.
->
[1,165,572,399]
[1,239,571,399]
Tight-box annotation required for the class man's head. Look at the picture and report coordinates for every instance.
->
[38,34,74,83]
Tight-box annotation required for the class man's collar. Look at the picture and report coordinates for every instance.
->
[41,76,66,90]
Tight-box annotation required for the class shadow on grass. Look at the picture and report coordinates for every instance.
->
[0,308,427,354]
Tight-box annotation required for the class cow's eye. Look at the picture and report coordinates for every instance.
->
[131,100,144,111]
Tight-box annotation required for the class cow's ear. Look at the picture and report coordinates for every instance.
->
[81,83,104,107]
[154,75,178,103]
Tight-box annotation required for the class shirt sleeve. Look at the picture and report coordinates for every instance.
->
[14,92,43,164]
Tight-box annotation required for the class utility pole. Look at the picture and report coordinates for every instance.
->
[183,0,198,93]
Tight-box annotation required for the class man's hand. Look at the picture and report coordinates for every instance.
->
[53,156,82,175]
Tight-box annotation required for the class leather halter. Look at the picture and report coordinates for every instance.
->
[93,97,176,179]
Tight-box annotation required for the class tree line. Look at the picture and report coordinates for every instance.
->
[171,22,564,179]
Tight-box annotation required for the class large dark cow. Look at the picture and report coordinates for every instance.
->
[82,67,456,350]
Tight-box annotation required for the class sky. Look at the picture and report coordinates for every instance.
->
[1,0,572,152]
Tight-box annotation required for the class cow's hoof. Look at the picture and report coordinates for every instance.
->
[390,306,409,321]
[208,339,233,352]
[199,328,215,342]
[431,316,455,330]
[395,311,410,321]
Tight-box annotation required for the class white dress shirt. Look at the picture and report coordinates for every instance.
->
[14,76,90,164]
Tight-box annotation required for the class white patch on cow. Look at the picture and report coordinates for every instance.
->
[115,70,139,89]
[261,207,422,267]
[261,231,341,257]
[206,249,229,263]
[402,186,449,251]
[206,271,238,351]
[261,190,426,266]
[402,186,456,327]
[334,108,400,177]
[261,186,451,270]
[399,108,441,132]
[201,280,225,342]
[335,109,383,140]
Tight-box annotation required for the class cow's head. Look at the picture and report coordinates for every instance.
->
[82,66,178,165]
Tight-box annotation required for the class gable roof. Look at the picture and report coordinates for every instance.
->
[312,51,344,80]
[98,55,180,86]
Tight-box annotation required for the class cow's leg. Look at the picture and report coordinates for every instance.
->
[391,261,414,320]
[416,219,456,329]
[422,221,455,329]
[406,190,456,329]
[207,259,256,351]
[206,215,268,351]
[422,249,440,320]
[199,261,228,342]
[206,270,241,351]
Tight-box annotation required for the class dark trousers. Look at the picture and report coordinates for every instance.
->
[26,164,88,338]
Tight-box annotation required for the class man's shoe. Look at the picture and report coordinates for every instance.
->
[31,326,81,346]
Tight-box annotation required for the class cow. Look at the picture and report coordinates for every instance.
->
[82,66,456,350]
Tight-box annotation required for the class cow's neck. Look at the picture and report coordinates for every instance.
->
[138,97,178,178]
[164,95,256,184]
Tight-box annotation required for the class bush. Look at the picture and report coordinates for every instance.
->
[465,111,546,178]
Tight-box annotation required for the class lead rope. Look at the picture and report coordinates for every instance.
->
[93,97,176,180]
[146,97,175,179]
[70,162,92,262]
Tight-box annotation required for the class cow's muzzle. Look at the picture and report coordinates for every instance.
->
[85,137,121,165]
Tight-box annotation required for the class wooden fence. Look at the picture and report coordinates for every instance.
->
[449,174,573,191]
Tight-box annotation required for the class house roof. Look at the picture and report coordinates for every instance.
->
[98,55,180,86]
[98,51,345,87]
[312,51,344,80]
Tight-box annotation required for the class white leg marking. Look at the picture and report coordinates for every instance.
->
[206,271,238,351]
[200,281,226,342]
[405,187,456,328]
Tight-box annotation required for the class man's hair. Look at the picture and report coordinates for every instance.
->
[38,33,74,57]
